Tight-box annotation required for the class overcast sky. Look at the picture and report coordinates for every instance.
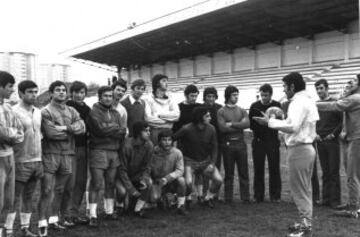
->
[1,0,210,55]
[0,0,205,83]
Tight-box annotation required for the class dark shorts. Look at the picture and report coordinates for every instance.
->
[151,178,184,202]
[184,156,211,173]
[43,154,73,175]
[163,179,184,193]
[89,150,120,170]
[15,161,43,182]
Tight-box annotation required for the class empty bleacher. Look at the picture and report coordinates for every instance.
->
[168,60,360,96]
[311,60,360,94]
[168,62,338,92]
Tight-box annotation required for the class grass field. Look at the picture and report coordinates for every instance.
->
[6,135,360,237]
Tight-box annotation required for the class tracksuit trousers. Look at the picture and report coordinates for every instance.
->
[287,144,315,224]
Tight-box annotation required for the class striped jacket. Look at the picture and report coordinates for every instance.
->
[0,102,24,157]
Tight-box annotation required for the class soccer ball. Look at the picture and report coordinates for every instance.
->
[265,106,285,119]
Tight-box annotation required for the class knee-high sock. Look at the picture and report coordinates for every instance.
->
[204,191,215,200]
[20,213,32,228]
[104,199,114,214]
[134,199,146,212]
[4,212,16,231]
[48,216,58,224]
[89,203,97,218]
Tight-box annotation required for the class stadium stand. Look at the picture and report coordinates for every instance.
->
[62,0,358,108]
[167,62,337,91]
[311,60,360,94]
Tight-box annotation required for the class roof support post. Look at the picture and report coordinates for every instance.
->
[230,51,234,74]
[209,54,213,76]
[278,44,283,68]
[176,61,180,83]
[149,64,153,81]
[253,48,257,71]
[117,66,122,81]
[308,40,313,65]
[344,33,350,62]
[160,63,166,75]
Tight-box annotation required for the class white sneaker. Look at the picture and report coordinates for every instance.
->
[38,226,48,237]
[3,229,14,237]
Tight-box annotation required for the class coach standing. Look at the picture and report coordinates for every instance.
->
[253,72,319,237]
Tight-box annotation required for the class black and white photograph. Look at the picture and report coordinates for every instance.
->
[0,0,359,236]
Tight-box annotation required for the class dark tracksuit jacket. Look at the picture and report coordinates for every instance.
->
[41,101,85,155]
[173,123,217,164]
[87,102,126,151]
[118,138,154,194]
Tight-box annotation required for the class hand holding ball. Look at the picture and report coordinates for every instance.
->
[139,180,147,190]
[265,107,285,120]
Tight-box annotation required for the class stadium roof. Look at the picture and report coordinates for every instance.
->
[63,0,359,69]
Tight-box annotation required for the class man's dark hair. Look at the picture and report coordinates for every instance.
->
[259,83,273,95]
[111,79,127,91]
[70,81,88,94]
[97,86,113,99]
[158,129,173,142]
[18,80,38,94]
[49,80,67,93]
[133,121,149,139]
[203,86,218,101]
[314,79,328,89]
[151,74,168,95]
[192,106,209,124]
[224,85,239,104]
[131,79,146,90]
[0,71,15,88]
[184,84,199,96]
[282,72,306,93]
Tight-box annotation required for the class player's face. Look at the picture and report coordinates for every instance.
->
[204,94,216,105]
[202,112,211,124]
[100,91,113,106]
[186,92,198,104]
[0,83,15,99]
[260,91,271,104]
[113,86,126,101]
[283,83,295,99]
[315,84,328,100]
[349,77,359,93]
[72,88,86,103]
[141,127,151,140]
[343,82,352,95]
[229,92,239,104]
[158,78,168,91]
[20,87,38,105]
[132,86,145,100]
[51,85,67,102]
[159,136,172,151]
